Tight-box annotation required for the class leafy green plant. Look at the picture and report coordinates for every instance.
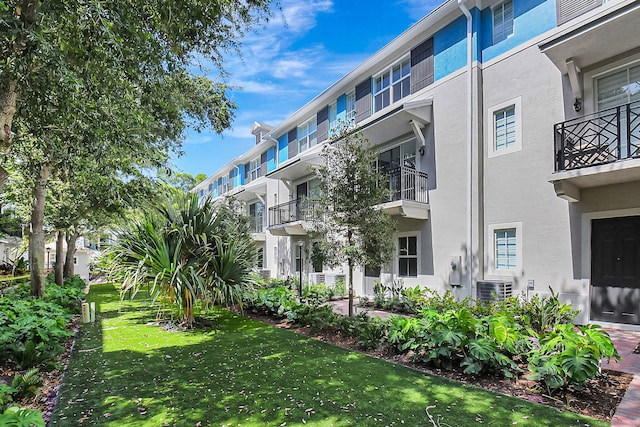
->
[528,324,620,394]
[0,406,45,427]
[0,384,17,411]
[11,369,42,399]
[0,298,72,367]
[355,316,387,351]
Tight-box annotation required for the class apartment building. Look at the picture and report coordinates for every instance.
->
[193,0,640,327]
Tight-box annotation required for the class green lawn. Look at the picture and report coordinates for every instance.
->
[50,283,608,426]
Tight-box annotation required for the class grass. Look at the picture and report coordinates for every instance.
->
[50,283,608,427]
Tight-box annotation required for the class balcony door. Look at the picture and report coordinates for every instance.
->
[595,64,640,159]
[591,216,640,324]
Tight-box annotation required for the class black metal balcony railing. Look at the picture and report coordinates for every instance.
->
[554,100,640,172]
[268,198,320,227]
[383,166,429,204]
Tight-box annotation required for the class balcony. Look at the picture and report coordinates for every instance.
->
[249,216,266,241]
[267,198,320,236]
[551,100,640,202]
[378,166,430,220]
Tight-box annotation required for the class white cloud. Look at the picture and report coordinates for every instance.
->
[397,0,442,20]
[184,134,214,145]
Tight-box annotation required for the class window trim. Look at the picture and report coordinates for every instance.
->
[487,96,522,158]
[297,116,318,153]
[487,222,522,276]
[492,0,514,44]
[373,56,411,113]
[396,231,420,278]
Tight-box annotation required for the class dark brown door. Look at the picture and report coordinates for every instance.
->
[591,216,640,324]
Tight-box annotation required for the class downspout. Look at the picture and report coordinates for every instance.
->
[458,0,474,298]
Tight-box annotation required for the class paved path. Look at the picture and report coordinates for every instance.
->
[604,329,640,426]
[327,299,640,426]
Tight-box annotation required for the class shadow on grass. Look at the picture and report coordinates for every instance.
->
[51,283,607,427]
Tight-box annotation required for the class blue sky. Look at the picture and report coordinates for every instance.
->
[171,0,442,177]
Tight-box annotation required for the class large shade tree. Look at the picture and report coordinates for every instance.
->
[107,192,257,327]
[1,0,275,296]
[312,128,396,317]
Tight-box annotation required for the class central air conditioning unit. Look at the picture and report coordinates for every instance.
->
[309,273,346,286]
[476,281,513,302]
[259,269,271,280]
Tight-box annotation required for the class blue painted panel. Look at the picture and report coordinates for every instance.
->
[278,134,288,163]
[267,147,277,172]
[238,164,245,186]
[434,15,467,81]
[336,94,347,121]
[480,0,555,62]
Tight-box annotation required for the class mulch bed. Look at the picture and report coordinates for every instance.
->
[245,311,633,422]
[0,316,80,425]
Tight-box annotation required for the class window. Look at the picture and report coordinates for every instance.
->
[328,102,338,138]
[488,97,522,157]
[249,157,261,182]
[596,63,640,111]
[249,201,264,233]
[376,139,416,172]
[346,91,356,122]
[494,228,516,270]
[493,0,514,44]
[297,117,317,153]
[257,247,264,269]
[488,222,522,275]
[374,58,410,112]
[494,106,516,151]
[398,236,417,277]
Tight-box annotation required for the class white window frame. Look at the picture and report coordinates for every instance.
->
[373,57,411,113]
[396,231,420,278]
[487,222,522,276]
[493,0,514,44]
[488,96,522,158]
[297,116,317,153]
[328,102,338,138]
[249,157,261,182]
[346,90,356,122]
[583,55,640,115]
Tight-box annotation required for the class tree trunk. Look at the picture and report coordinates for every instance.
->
[55,230,64,286]
[64,233,78,278]
[348,259,354,317]
[347,229,354,317]
[29,164,52,297]
[0,1,38,192]
[0,79,17,152]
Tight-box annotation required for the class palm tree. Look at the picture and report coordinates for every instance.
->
[107,192,257,327]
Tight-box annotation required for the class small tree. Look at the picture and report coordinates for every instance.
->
[312,128,396,317]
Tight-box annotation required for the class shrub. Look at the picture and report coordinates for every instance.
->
[0,406,45,427]
[527,324,620,394]
[0,298,72,368]
[11,369,42,399]
[0,384,17,412]
[246,286,302,321]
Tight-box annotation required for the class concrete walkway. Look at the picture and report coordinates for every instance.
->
[326,299,640,426]
[604,329,640,426]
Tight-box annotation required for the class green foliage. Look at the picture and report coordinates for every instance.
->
[527,324,620,393]
[0,406,45,427]
[246,286,303,321]
[106,193,256,327]
[11,369,41,399]
[0,297,72,368]
[0,384,17,411]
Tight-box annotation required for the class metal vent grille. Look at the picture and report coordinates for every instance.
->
[477,281,513,302]
[557,0,602,25]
